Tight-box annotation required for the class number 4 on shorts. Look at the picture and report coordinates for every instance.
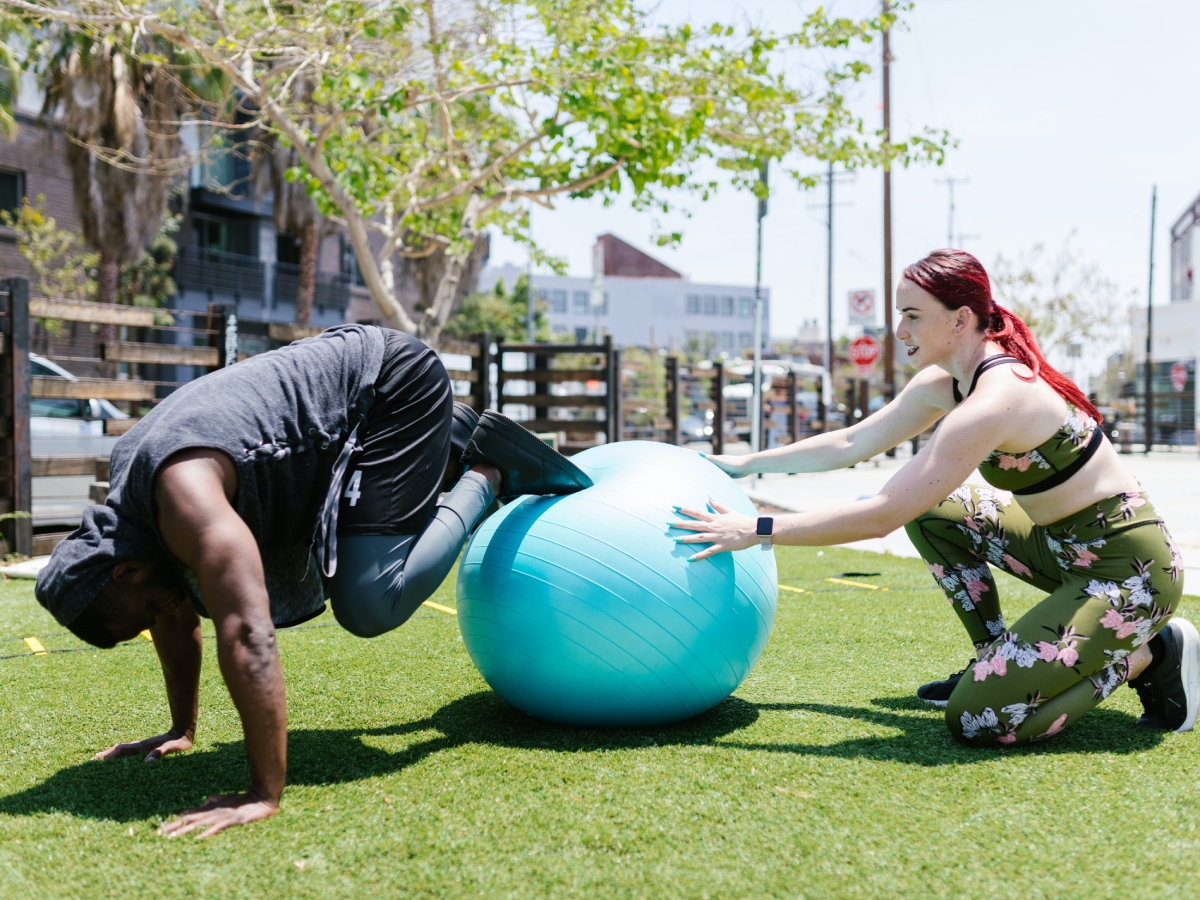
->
[344,469,363,506]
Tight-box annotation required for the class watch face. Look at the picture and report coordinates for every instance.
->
[756,516,773,536]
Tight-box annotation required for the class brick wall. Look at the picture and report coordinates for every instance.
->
[0,114,81,282]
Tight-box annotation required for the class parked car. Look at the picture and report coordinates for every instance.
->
[679,412,714,443]
[30,353,130,457]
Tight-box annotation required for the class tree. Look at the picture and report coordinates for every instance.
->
[116,211,178,308]
[251,80,324,326]
[443,273,551,342]
[8,19,224,309]
[37,34,176,305]
[0,37,19,137]
[7,0,948,345]
[991,235,1133,363]
[0,193,98,302]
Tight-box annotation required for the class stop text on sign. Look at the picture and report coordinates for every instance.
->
[849,336,880,371]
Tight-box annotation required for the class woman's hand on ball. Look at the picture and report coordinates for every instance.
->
[671,501,756,561]
[703,454,750,478]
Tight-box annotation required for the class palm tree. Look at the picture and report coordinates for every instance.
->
[37,30,220,307]
[253,131,323,326]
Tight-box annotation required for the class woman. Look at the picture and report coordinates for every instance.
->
[673,249,1198,746]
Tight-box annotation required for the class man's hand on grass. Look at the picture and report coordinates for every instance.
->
[95,729,194,763]
[159,792,279,839]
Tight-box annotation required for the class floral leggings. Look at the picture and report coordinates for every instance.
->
[905,486,1184,746]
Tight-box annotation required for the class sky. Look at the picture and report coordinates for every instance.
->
[485,0,1200,373]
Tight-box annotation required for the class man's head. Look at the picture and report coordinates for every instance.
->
[66,560,187,648]
[35,504,175,645]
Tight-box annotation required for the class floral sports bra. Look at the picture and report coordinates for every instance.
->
[952,354,1104,495]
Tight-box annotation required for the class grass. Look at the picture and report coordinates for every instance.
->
[1,545,1199,898]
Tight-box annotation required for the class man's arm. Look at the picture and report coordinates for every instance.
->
[95,602,202,762]
[152,449,285,838]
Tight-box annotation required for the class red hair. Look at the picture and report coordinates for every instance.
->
[901,249,1102,422]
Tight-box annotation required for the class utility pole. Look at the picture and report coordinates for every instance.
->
[751,160,768,456]
[590,238,605,345]
[525,201,535,342]
[825,158,835,434]
[936,177,969,247]
[1144,186,1157,454]
[881,0,895,408]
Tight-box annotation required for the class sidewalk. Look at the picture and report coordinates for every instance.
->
[739,448,1200,589]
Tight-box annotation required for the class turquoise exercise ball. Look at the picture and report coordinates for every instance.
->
[456,440,777,727]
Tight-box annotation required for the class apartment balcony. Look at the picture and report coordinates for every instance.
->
[273,262,352,312]
[175,247,266,302]
[173,249,351,313]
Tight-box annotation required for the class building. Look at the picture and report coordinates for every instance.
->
[1172,191,1198,304]
[0,78,445,372]
[479,234,770,354]
[1121,189,1200,444]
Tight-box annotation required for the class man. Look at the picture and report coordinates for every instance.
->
[35,325,592,837]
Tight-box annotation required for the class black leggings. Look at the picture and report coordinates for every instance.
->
[327,471,494,638]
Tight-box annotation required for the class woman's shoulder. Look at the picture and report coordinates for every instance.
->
[965,358,1069,424]
[903,365,956,410]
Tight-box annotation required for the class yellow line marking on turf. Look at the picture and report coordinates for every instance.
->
[778,584,807,594]
[824,577,888,591]
[23,637,47,656]
[140,630,154,642]
[422,601,458,616]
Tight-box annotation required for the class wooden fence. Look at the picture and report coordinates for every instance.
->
[494,336,620,454]
[0,278,836,556]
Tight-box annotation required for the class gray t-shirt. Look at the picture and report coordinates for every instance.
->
[37,325,386,627]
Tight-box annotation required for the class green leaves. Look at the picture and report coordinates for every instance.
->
[8,0,949,338]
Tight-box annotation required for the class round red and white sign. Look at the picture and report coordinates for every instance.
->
[849,290,875,316]
[1170,362,1188,393]
[848,335,880,371]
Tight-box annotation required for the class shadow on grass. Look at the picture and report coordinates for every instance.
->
[0,691,760,823]
[721,695,1167,766]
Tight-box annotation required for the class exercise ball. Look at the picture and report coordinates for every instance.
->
[456,440,777,727]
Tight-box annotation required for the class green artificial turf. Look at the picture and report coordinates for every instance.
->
[1,546,1198,899]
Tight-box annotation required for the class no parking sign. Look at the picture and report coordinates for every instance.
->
[848,289,876,325]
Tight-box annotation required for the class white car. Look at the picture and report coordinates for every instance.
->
[30,353,130,457]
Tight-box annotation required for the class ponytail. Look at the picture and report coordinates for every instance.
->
[986,305,1103,423]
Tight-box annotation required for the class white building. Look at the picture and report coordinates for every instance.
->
[1172,192,1198,304]
[479,234,770,354]
[1124,189,1200,443]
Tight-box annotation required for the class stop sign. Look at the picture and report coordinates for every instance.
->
[1170,362,1188,393]
[848,335,880,371]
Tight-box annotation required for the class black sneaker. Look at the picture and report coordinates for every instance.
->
[451,402,480,458]
[442,402,481,492]
[460,410,594,499]
[1130,617,1200,732]
[916,659,976,708]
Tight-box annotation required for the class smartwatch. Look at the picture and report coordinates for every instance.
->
[756,516,774,549]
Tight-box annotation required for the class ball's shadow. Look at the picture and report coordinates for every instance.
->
[0,691,760,823]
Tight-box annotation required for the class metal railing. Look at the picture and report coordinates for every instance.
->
[174,247,267,301]
[273,263,352,312]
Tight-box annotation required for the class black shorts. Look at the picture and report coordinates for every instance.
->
[336,330,453,536]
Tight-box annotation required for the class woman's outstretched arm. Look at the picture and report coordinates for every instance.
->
[706,366,949,478]
[674,390,1008,560]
